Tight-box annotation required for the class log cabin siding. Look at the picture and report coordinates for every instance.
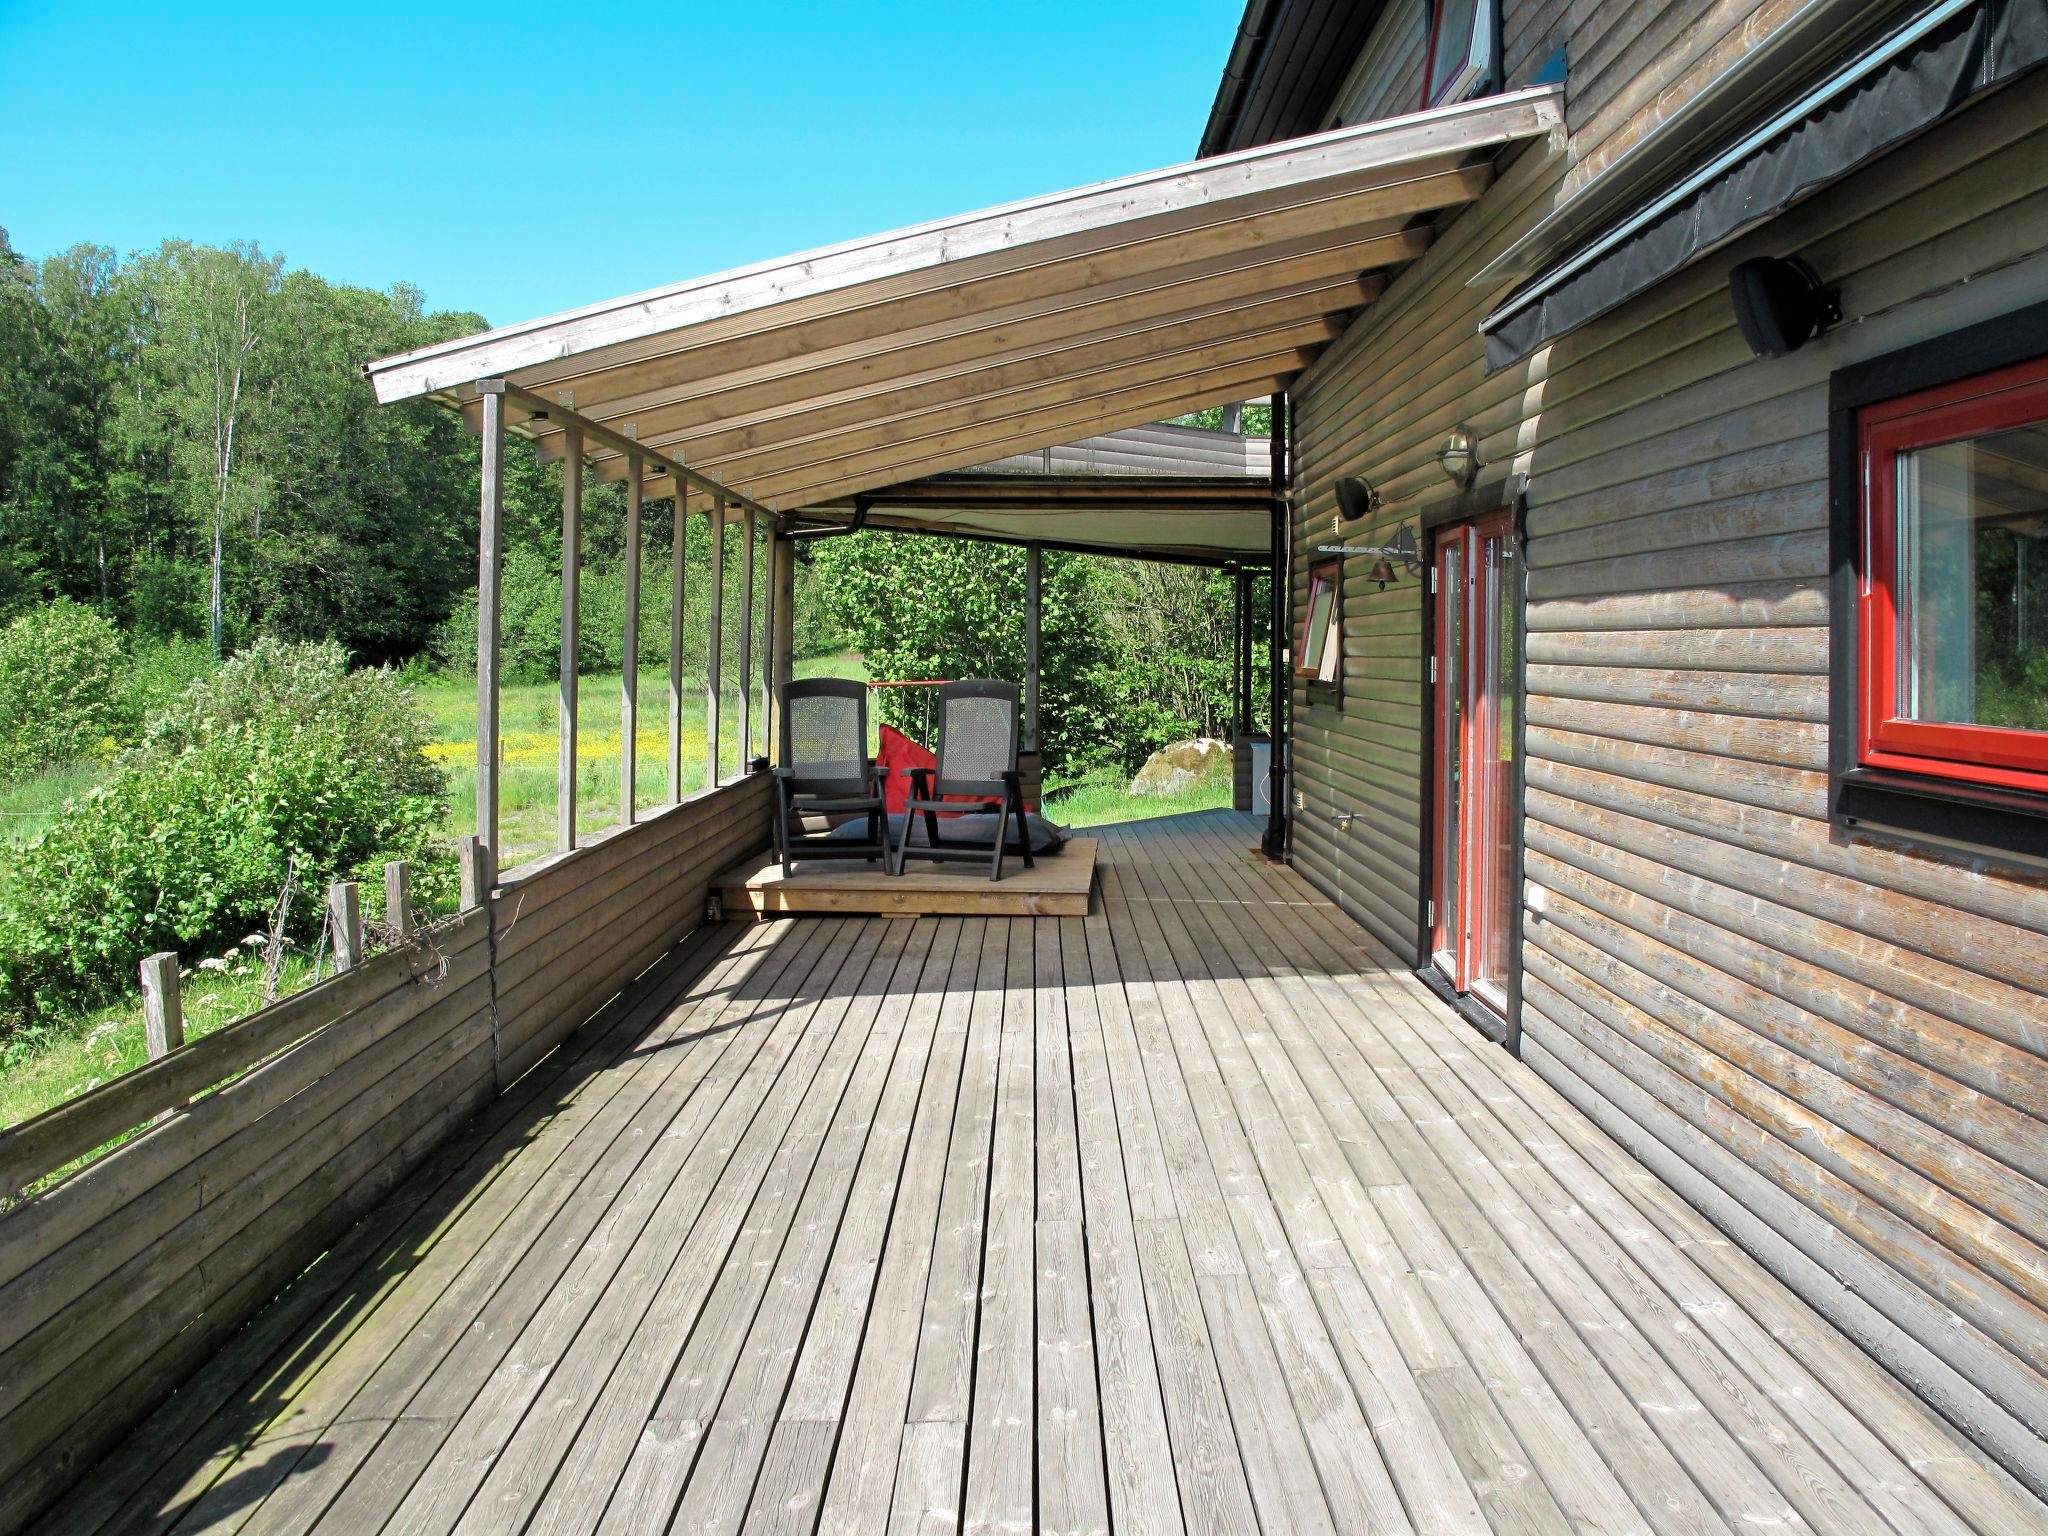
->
[1286,71,2048,1494]
[1331,4,1426,129]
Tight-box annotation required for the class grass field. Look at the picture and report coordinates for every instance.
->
[0,651,1226,1131]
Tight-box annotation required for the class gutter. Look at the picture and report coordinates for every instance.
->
[1199,0,1283,159]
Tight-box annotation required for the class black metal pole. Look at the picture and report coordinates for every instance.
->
[1229,569,1245,735]
[1262,392,1289,860]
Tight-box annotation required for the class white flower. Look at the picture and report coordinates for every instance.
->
[198,956,230,972]
[242,933,267,947]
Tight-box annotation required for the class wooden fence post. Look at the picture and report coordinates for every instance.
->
[384,860,412,937]
[622,450,642,825]
[141,952,183,1122]
[329,881,362,972]
[705,490,725,787]
[737,504,754,767]
[477,384,505,857]
[458,834,494,911]
[669,491,687,803]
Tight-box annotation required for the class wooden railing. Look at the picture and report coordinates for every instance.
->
[0,773,774,1534]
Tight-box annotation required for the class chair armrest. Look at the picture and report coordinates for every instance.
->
[906,766,933,792]
[772,765,795,780]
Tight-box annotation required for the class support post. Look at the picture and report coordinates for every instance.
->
[559,427,583,852]
[770,525,794,764]
[1023,542,1042,754]
[1263,392,1289,860]
[758,514,776,761]
[705,491,726,786]
[329,881,362,972]
[737,505,755,768]
[669,489,686,802]
[140,952,184,1121]
[458,834,494,911]
[476,388,505,863]
[384,860,412,937]
[622,451,642,825]
[1228,569,1245,737]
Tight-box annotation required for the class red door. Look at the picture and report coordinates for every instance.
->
[1431,512,1514,1014]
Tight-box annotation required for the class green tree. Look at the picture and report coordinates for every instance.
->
[809,532,1113,777]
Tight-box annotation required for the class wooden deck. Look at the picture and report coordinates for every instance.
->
[717,839,1096,918]
[45,811,2044,1536]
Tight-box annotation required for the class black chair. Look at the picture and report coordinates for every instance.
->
[775,678,890,876]
[891,680,1034,882]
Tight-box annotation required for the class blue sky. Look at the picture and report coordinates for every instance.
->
[1,0,1245,326]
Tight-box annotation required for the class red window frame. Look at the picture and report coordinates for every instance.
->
[1857,353,2048,795]
[1296,560,1341,681]
[1420,0,1489,111]
[1431,510,1513,1012]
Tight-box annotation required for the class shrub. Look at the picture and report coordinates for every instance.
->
[118,635,216,733]
[0,598,126,778]
[0,639,449,1033]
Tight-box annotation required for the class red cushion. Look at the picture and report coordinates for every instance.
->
[878,723,1020,817]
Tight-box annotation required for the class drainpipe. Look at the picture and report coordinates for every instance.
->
[1263,391,1290,860]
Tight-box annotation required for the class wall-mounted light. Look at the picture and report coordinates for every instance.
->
[1335,475,1380,526]
[1437,425,1480,489]
[1728,256,1841,358]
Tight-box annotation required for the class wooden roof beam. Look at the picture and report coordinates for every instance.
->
[744,354,1309,506]
[483,169,1474,421]
[592,320,1336,491]
[549,276,1375,469]
[367,87,1557,403]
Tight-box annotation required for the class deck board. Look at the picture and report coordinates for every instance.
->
[44,811,2047,1536]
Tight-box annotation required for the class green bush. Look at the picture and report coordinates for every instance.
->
[0,638,449,1034]
[0,598,126,778]
[118,635,216,732]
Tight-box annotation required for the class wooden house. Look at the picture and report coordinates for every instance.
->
[2,2,2043,1530]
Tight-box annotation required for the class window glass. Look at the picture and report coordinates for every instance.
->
[1425,0,1482,107]
[1894,427,2048,734]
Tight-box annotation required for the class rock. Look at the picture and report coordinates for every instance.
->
[1131,737,1233,797]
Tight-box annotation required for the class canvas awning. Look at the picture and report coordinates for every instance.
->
[364,85,1562,553]
[1481,0,2047,368]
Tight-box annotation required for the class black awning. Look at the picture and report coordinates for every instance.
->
[1482,0,2048,370]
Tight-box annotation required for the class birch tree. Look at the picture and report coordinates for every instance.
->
[136,241,281,655]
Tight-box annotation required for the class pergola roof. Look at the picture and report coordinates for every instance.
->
[813,422,1277,564]
[365,86,1561,544]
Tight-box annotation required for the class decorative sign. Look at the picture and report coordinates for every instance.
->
[1317,521,1423,590]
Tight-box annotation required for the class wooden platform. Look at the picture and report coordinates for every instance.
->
[42,811,2045,1536]
[717,837,1096,917]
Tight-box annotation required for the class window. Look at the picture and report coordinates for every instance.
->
[1297,561,1341,683]
[1857,356,2048,794]
[1422,0,1496,110]
[1830,304,2048,863]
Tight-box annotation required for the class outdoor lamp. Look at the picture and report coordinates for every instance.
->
[1437,425,1479,488]
[1335,475,1380,525]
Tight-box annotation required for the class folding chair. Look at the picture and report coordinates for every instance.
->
[774,678,890,876]
[891,680,1034,882]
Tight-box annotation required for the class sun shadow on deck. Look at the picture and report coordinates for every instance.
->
[42,809,2040,1535]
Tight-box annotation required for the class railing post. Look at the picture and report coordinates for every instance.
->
[622,450,642,825]
[477,385,505,857]
[329,881,362,972]
[705,489,726,787]
[1024,542,1042,755]
[140,952,184,1122]
[384,860,412,937]
[737,504,755,768]
[458,834,494,911]
[669,488,687,803]
[559,423,583,853]
[770,521,793,765]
